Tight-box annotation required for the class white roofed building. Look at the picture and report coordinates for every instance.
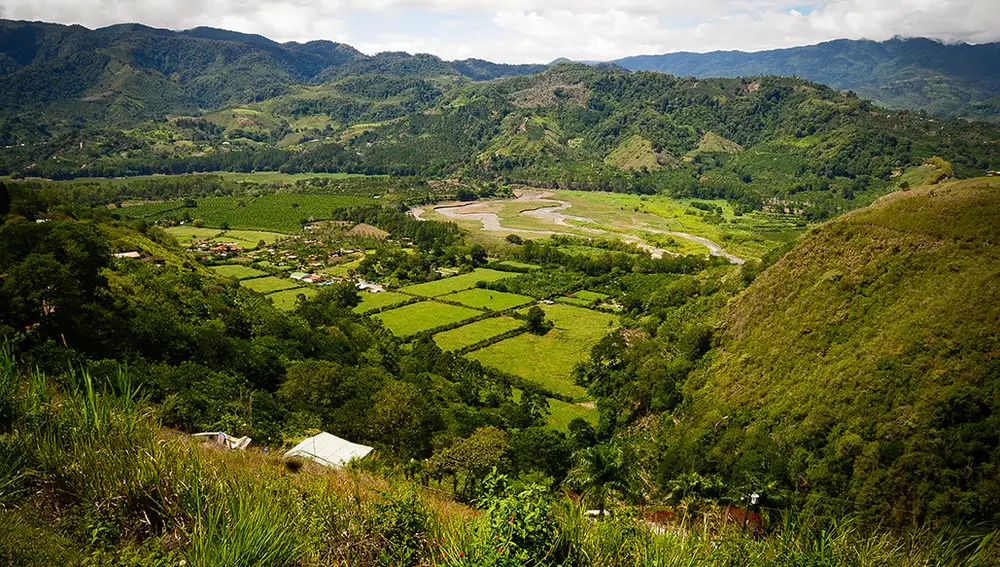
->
[283,432,373,468]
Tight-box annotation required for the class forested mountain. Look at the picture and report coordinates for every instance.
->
[0,19,544,121]
[614,38,1000,121]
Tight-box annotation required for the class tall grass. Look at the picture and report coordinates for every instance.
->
[0,348,998,567]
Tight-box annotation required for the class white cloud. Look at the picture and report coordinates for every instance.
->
[3,0,998,63]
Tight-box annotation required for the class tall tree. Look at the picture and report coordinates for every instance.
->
[565,443,635,518]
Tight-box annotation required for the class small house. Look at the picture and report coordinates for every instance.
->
[284,432,373,468]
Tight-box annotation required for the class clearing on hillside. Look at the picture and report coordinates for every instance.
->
[353,291,412,314]
[375,301,482,338]
[242,276,303,294]
[547,398,599,432]
[433,317,525,352]
[443,289,534,311]
[164,226,224,245]
[209,265,267,280]
[269,287,318,310]
[466,303,618,401]
[399,269,517,298]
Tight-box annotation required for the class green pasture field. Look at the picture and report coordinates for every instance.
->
[187,193,373,232]
[353,291,412,314]
[433,316,524,352]
[322,257,364,278]
[269,287,318,310]
[221,230,286,245]
[241,276,303,294]
[555,296,593,308]
[495,261,542,271]
[547,399,598,432]
[163,226,224,245]
[466,303,618,402]
[399,269,517,298]
[443,289,534,311]
[573,290,609,302]
[209,265,267,280]
[374,301,482,338]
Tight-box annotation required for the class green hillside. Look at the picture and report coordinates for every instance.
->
[1,21,999,227]
[658,178,1000,524]
[615,38,1000,121]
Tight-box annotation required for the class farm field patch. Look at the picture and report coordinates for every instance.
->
[241,276,303,294]
[164,226,223,245]
[433,317,524,352]
[209,265,267,280]
[547,399,598,433]
[399,269,517,298]
[494,261,542,271]
[572,290,609,302]
[443,289,534,311]
[189,194,373,232]
[375,302,482,338]
[466,303,617,402]
[269,287,318,310]
[353,291,412,314]
[220,230,286,245]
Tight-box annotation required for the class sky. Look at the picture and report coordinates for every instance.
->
[3,1,999,63]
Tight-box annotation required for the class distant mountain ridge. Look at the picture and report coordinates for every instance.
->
[0,19,546,120]
[613,38,1000,121]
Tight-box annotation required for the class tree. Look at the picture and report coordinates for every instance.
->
[565,443,635,518]
[525,306,552,335]
[505,234,524,245]
[469,244,488,267]
[369,380,440,460]
[428,426,512,498]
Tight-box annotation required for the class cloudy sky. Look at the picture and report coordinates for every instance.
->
[3,1,998,63]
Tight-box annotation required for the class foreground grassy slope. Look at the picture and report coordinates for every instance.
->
[669,178,1000,524]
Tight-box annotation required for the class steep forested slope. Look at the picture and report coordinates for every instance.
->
[614,38,1000,120]
[658,178,1000,524]
[0,19,542,121]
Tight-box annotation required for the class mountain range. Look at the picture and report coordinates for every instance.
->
[1,19,999,223]
[613,38,1000,121]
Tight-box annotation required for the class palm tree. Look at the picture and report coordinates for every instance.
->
[565,443,635,519]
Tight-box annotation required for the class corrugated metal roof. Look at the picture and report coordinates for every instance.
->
[283,432,373,468]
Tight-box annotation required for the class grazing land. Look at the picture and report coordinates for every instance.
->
[467,303,619,401]
[374,301,482,337]
[443,289,535,311]
[433,316,525,352]
[353,291,412,314]
[268,287,318,310]
[399,268,517,298]
[209,265,267,280]
[164,226,224,245]
[573,290,609,302]
[241,276,303,294]
[547,398,599,432]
